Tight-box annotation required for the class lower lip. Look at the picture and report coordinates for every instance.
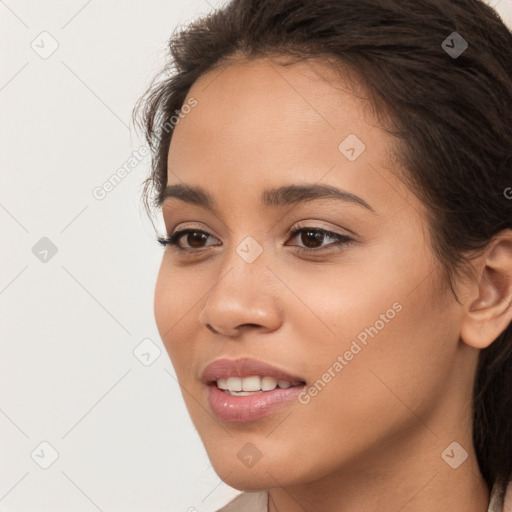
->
[206,383,305,422]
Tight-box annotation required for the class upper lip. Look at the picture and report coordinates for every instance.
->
[200,357,306,385]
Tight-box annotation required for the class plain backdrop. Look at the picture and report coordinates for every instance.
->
[1,1,511,511]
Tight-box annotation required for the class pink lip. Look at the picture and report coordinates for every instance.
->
[206,385,304,422]
[201,358,306,423]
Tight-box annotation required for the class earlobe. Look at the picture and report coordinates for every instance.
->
[460,230,512,350]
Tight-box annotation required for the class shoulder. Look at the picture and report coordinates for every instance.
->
[215,491,268,512]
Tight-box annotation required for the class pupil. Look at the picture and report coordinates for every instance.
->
[188,231,207,247]
[302,230,322,248]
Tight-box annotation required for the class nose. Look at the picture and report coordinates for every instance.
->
[198,255,283,338]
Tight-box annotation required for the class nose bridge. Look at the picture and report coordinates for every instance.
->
[211,233,269,300]
[199,233,281,333]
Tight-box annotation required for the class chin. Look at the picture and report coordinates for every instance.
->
[207,449,304,492]
[214,468,274,493]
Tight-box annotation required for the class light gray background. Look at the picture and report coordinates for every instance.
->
[1,1,511,511]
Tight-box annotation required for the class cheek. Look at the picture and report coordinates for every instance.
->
[154,260,174,343]
[292,249,456,407]
[153,258,200,369]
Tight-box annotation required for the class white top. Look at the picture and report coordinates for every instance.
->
[216,479,512,512]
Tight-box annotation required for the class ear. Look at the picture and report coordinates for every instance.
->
[460,229,512,349]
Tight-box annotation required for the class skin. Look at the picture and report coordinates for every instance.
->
[153,56,512,512]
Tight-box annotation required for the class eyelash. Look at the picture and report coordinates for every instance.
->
[157,226,353,254]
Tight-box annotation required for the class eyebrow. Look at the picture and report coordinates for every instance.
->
[160,183,376,214]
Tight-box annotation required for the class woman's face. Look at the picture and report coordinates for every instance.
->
[154,57,475,491]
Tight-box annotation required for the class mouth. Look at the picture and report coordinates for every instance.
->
[201,358,307,422]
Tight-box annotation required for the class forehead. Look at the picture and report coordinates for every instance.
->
[165,56,417,219]
[170,56,375,158]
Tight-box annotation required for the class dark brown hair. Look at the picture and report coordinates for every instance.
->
[132,0,512,492]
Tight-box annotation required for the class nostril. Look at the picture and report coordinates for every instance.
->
[206,324,219,335]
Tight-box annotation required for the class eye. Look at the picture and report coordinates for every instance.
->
[157,228,220,250]
[157,225,353,253]
[286,226,353,252]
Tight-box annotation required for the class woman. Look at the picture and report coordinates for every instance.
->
[133,0,512,510]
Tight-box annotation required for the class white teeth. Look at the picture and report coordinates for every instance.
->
[217,378,228,390]
[242,376,261,391]
[261,376,278,391]
[216,376,296,392]
[226,377,242,391]
[226,391,256,396]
